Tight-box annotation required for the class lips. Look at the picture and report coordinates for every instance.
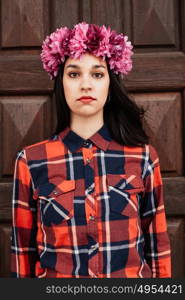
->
[77,96,96,101]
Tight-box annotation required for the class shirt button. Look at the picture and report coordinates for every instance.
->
[87,186,93,192]
[86,158,91,164]
[84,140,90,146]
[53,190,58,195]
[89,215,95,220]
[91,243,98,249]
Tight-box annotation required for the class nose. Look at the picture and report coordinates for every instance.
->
[80,75,92,91]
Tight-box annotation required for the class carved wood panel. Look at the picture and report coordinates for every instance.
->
[132,0,178,48]
[1,0,49,47]
[132,92,183,175]
[50,0,80,30]
[0,225,11,277]
[0,96,53,177]
[167,219,185,278]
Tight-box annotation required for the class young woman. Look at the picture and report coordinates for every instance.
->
[11,22,171,278]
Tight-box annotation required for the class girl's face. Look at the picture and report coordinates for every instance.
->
[62,53,110,119]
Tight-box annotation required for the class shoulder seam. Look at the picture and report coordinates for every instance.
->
[23,149,36,191]
[142,144,160,178]
[142,144,150,179]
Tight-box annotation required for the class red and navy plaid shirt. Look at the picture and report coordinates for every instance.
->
[11,123,171,278]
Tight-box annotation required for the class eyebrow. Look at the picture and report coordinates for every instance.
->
[66,64,106,69]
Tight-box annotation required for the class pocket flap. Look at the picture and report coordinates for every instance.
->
[107,173,144,193]
[34,179,75,199]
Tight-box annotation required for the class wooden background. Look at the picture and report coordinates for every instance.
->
[0,0,185,277]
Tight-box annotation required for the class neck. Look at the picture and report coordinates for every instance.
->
[70,112,104,140]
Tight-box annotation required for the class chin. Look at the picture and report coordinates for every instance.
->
[77,110,99,117]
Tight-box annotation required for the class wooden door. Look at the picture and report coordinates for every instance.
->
[0,0,184,277]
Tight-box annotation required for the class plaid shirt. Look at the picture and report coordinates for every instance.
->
[11,123,171,278]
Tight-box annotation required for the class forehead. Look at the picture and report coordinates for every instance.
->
[64,53,107,69]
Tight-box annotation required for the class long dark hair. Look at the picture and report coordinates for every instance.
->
[53,61,149,146]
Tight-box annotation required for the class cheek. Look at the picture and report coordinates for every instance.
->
[63,79,69,95]
[97,80,109,98]
[63,80,78,110]
[63,80,76,101]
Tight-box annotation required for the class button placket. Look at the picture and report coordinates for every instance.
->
[82,144,99,275]
[87,219,99,277]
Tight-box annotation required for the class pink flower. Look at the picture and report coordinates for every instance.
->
[68,22,89,58]
[40,27,70,78]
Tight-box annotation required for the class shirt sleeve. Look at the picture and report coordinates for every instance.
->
[140,144,171,278]
[11,149,39,277]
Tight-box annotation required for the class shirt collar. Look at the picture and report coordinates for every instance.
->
[58,123,112,152]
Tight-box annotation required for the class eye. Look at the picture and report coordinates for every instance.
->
[93,73,104,78]
[68,72,79,78]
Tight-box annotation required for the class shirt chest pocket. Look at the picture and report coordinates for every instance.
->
[106,174,144,218]
[35,179,75,226]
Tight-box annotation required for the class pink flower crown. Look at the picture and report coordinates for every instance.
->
[40,22,133,80]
